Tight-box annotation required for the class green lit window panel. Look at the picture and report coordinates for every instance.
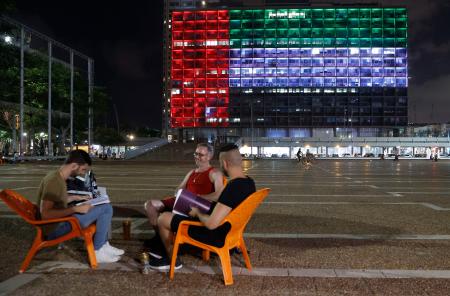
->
[242,29,253,38]
[312,18,323,28]
[230,20,241,29]
[384,18,395,28]
[335,19,348,28]
[348,28,359,37]
[277,19,289,28]
[384,8,396,18]
[276,38,288,47]
[242,19,253,29]
[371,8,382,18]
[254,38,265,46]
[229,10,242,19]
[372,38,383,47]
[288,28,300,38]
[312,38,323,46]
[395,28,407,38]
[277,29,288,38]
[265,38,277,47]
[336,9,348,19]
[254,19,264,29]
[254,10,265,19]
[349,38,360,46]
[360,28,370,37]
[360,8,371,19]
[348,18,359,28]
[265,29,276,37]
[371,18,382,28]
[312,28,323,37]
[289,19,300,28]
[324,28,335,37]
[336,38,348,46]
[289,38,301,46]
[312,9,324,18]
[300,38,312,46]
[300,28,311,37]
[371,28,382,37]
[254,29,264,38]
[323,18,335,28]
[324,9,335,18]
[384,28,395,38]
[242,10,253,18]
[384,38,395,47]
[336,28,347,38]
[230,39,241,48]
[360,38,371,47]
[300,18,312,27]
[348,8,359,18]
[396,18,407,28]
[265,19,277,28]
[323,38,335,46]
[288,9,301,19]
[360,19,371,28]
[242,39,253,46]
[396,8,407,18]
[230,29,242,38]
[300,9,312,18]
[396,38,407,47]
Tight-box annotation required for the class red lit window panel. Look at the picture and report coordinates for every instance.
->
[170,10,229,128]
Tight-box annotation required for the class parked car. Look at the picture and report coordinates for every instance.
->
[364,153,375,157]
[342,153,351,157]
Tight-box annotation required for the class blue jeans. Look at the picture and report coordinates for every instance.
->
[47,204,113,250]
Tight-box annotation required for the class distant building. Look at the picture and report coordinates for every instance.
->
[162,1,408,142]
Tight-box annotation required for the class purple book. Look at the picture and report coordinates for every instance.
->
[173,189,212,217]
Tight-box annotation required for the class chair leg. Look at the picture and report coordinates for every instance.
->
[20,234,43,273]
[202,250,210,262]
[169,239,180,280]
[83,231,97,269]
[239,239,252,270]
[218,249,234,286]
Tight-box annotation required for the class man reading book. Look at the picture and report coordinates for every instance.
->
[144,143,224,241]
[37,149,124,263]
[149,144,256,270]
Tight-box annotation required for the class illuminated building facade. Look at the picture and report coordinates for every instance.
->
[165,3,408,139]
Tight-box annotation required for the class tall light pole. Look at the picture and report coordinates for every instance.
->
[250,98,254,157]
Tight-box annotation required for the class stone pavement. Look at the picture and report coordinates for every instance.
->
[1,158,450,295]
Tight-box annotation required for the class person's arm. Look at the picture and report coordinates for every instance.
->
[174,170,194,195]
[66,194,92,203]
[40,199,92,220]
[198,169,225,202]
[189,202,231,230]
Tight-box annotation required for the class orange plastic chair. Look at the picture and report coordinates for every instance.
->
[169,188,270,285]
[0,189,97,273]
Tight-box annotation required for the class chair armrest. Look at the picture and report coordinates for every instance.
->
[178,220,204,228]
[31,216,83,232]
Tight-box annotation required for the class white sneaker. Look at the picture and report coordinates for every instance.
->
[95,245,120,263]
[105,241,125,256]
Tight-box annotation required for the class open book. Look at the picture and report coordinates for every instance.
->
[173,189,212,217]
[71,187,110,206]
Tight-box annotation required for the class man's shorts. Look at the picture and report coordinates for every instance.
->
[161,196,176,211]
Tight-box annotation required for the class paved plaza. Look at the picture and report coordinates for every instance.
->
[1,158,450,295]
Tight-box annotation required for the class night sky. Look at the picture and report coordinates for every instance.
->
[8,0,450,128]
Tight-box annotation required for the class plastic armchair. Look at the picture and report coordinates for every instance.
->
[0,189,97,273]
[169,188,270,285]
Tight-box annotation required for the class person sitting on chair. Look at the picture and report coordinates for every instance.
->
[143,143,225,255]
[149,143,256,270]
[37,149,124,263]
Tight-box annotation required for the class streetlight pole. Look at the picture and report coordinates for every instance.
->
[250,98,254,157]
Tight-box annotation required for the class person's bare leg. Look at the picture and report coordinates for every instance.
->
[144,200,164,230]
[157,212,175,258]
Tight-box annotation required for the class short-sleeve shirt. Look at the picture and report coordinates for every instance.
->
[171,176,256,248]
[36,170,67,234]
